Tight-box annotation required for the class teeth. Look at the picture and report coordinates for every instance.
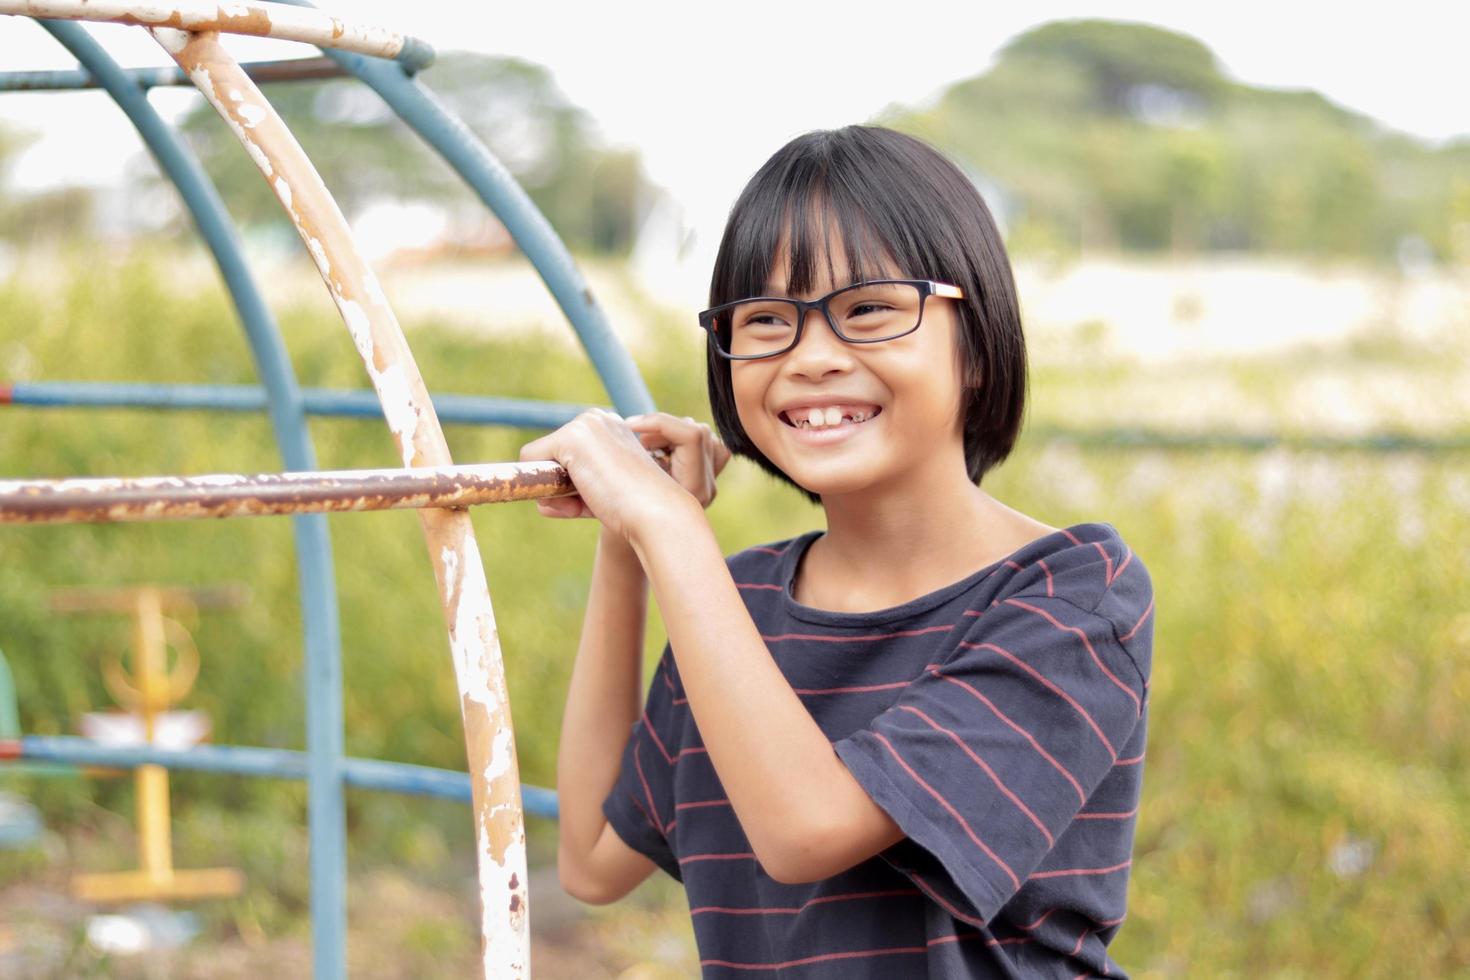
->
[790,407,876,429]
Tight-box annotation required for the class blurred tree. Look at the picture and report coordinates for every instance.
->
[168,52,660,256]
[884,19,1466,263]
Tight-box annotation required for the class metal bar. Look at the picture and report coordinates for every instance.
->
[6,382,1469,453]
[36,20,350,977]
[0,56,345,91]
[0,736,560,818]
[273,0,656,420]
[152,28,524,975]
[0,0,435,70]
[1,380,597,429]
[0,456,674,524]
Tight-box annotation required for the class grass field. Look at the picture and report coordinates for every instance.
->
[1,251,1467,977]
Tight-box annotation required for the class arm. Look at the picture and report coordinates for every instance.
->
[523,409,898,887]
[630,500,905,884]
[554,524,659,904]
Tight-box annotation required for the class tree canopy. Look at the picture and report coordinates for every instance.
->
[884,19,1469,261]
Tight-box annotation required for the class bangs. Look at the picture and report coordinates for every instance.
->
[711,146,925,305]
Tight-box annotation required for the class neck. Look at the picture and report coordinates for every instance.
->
[809,447,1008,604]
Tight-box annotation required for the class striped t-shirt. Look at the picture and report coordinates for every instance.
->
[602,522,1154,978]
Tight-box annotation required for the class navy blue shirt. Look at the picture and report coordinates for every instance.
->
[602,523,1154,977]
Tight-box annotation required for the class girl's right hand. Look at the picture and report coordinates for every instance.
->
[621,413,731,510]
[531,412,731,520]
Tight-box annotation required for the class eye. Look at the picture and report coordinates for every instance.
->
[849,302,894,317]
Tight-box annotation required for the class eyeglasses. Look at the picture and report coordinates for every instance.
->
[698,279,965,360]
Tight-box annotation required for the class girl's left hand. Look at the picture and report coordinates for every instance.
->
[517,409,730,547]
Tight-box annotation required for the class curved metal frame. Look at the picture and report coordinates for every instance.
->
[1,6,657,977]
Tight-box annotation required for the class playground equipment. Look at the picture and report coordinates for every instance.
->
[56,585,247,903]
[0,2,659,976]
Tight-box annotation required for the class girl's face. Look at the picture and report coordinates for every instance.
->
[730,234,969,501]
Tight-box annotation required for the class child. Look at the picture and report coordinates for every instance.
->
[519,125,1154,978]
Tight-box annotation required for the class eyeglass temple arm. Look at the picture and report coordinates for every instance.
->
[930,282,965,300]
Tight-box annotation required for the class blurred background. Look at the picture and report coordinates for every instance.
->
[1,2,1467,976]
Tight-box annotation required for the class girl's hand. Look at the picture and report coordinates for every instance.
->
[518,409,729,545]
[624,412,731,510]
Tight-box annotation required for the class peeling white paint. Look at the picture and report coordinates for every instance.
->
[440,546,459,603]
[373,361,422,467]
[272,176,292,211]
[335,298,375,364]
[447,550,502,712]
[306,236,331,276]
[236,102,267,129]
[149,26,190,54]
[476,830,527,978]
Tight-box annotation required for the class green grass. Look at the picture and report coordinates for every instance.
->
[2,251,1468,976]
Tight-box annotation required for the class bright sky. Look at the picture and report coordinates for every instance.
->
[1,0,1465,247]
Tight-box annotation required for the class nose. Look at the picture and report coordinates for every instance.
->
[781,305,854,379]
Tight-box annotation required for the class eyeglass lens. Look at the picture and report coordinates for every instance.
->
[715,282,925,357]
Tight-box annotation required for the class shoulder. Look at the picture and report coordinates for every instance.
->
[1000,522,1155,671]
[723,531,811,579]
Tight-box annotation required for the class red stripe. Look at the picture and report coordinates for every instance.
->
[1018,907,1059,930]
[632,742,663,830]
[700,933,1027,969]
[896,704,1054,847]
[0,739,21,760]
[690,887,921,916]
[792,680,909,695]
[1119,598,1153,643]
[1003,598,1142,713]
[1109,547,1133,585]
[736,582,783,590]
[1060,528,1083,546]
[1091,541,1114,585]
[926,664,1087,804]
[1072,925,1089,955]
[675,798,730,811]
[963,641,1118,761]
[0,384,13,405]
[1075,806,1138,820]
[700,945,929,970]
[678,851,756,864]
[762,624,952,643]
[1028,858,1132,881]
[1038,557,1055,596]
[748,546,788,556]
[1115,753,1144,766]
[907,871,988,928]
[870,731,1020,890]
[624,787,661,835]
[640,707,674,764]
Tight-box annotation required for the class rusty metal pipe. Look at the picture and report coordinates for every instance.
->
[0,454,667,525]
[0,0,435,69]
[150,26,519,974]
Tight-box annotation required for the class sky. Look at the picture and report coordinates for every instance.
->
[1,0,1465,257]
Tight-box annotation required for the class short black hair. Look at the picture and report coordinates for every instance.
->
[704,125,1028,505]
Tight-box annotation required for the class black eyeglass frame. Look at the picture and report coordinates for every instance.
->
[697,278,966,360]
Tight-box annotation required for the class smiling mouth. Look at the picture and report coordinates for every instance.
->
[779,406,883,430]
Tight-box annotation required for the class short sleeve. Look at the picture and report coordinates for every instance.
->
[601,642,684,882]
[832,593,1149,924]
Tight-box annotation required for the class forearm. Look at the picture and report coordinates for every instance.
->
[556,525,650,872]
[630,503,847,879]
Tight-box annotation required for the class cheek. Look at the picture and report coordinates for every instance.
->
[729,367,768,437]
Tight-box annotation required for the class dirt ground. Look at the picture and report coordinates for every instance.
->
[0,861,697,978]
